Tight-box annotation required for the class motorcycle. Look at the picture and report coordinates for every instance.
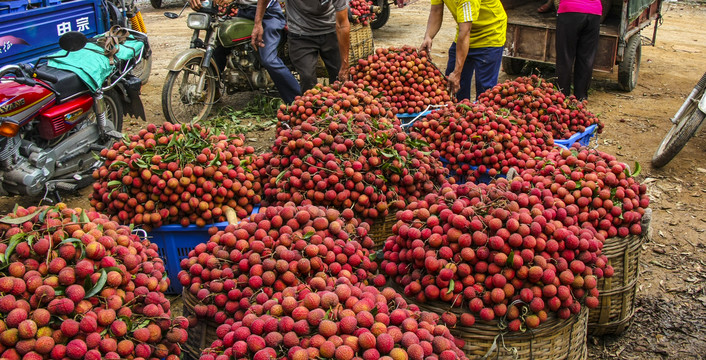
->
[104,0,153,84]
[161,2,293,124]
[0,29,147,201]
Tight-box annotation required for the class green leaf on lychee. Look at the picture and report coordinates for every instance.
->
[71,213,78,223]
[107,180,122,189]
[79,210,89,224]
[136,319,150,329]
[54,287,65,296]
[302,231,315,240]
[58,238,82,246]
[370,305,378,317]
[0,209,41,224]
[84,269,107,299]
[118,315,132,330]
[447,280,454,295]
[108,161,128,169]
[507,251,515,267]
[1,233,26,265]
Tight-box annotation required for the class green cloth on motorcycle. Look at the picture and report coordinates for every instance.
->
[47,37,144,92]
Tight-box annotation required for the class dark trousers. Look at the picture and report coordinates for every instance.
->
[238,6,301,103]
[446,43,504,100]
[556,12,601,101]
[288,32,341,93]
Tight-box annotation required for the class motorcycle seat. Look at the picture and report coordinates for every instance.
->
[37,65,90,101]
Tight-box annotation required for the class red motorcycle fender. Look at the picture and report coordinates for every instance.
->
[166,48,220,79]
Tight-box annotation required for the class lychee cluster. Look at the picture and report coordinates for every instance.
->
[177,204,379,328]
[511,146,650,238]
[264,82,448,221]
[90,122,264,230]
[477,75,604,139]
[276,81,395,132]
[350,46,453,115]
[382,182,613,331]
[408,99,555,183]
[0,205,188,360]
[199,279,469,360]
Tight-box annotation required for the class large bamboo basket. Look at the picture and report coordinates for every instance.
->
[182,289,220,360]
[348,23,374,64]
[369,212,397,251]
[316,23,374,78]
[391,282,588,360]
[588,208,652,336]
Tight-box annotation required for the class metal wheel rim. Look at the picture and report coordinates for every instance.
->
[654,98,698,157]
[166,60,216,123]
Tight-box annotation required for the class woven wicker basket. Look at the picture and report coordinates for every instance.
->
[369,212,397,251]
[588,208,652,336]
[390,282,588,360]
[182,289,219,360]
[349,23,374,64]
[316,23,374,78]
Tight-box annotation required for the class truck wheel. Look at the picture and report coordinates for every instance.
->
[371,1,390,30]
[150,0,162,9]
[618,33,641,91]
[502,57,525,75]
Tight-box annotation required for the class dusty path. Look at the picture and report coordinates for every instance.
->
[1,0,705,358]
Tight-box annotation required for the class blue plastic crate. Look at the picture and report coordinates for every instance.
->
[148,205,260,295]
[438,156,506,185]
[555,124,598,150]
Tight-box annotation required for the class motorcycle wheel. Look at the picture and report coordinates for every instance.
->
[161,57,217,124]
[104,90,124,133]
[371,1,390,30]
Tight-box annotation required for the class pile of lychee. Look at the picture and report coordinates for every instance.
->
[276,81,394,132]
[177,204,379,328]
[351,46,453,115]
[512,145,650,238]
[0,204,188,360]
[477,75,604,140]
[408,99,555,184]
[382,181,613,331]
[263,82,448,221]
[90,122,264,229]
[198,278,469,360]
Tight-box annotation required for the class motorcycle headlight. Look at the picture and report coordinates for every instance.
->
[187,13,210,30]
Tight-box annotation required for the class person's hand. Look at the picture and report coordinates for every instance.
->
[251,23,264,49]
[419,37,433,57]
[188,0,201,10]
[338,66,349,83]
[447,70,461,96]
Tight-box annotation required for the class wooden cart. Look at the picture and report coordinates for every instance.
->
[501,0,663,91]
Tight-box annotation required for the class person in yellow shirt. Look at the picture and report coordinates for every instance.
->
[420,0,507,100]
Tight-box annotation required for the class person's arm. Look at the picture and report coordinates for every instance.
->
[447,21,471,95]
[419,3,444,55]
[189,0,202,10]
[335,9,351,81]
[251,0,270,49]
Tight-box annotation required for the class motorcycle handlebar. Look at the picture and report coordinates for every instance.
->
[0,65,24,79]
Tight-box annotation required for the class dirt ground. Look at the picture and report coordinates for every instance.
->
[2,0,705,358]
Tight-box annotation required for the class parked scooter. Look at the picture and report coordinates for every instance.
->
[161,2,293,124]
[0,29,147,201]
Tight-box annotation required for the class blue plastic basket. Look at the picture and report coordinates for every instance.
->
[148,204,260,295]
[397,104,448,132]
[438,157,505,185]
[554,124,598,149]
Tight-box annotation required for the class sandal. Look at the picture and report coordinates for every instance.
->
[537,3,552,13]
